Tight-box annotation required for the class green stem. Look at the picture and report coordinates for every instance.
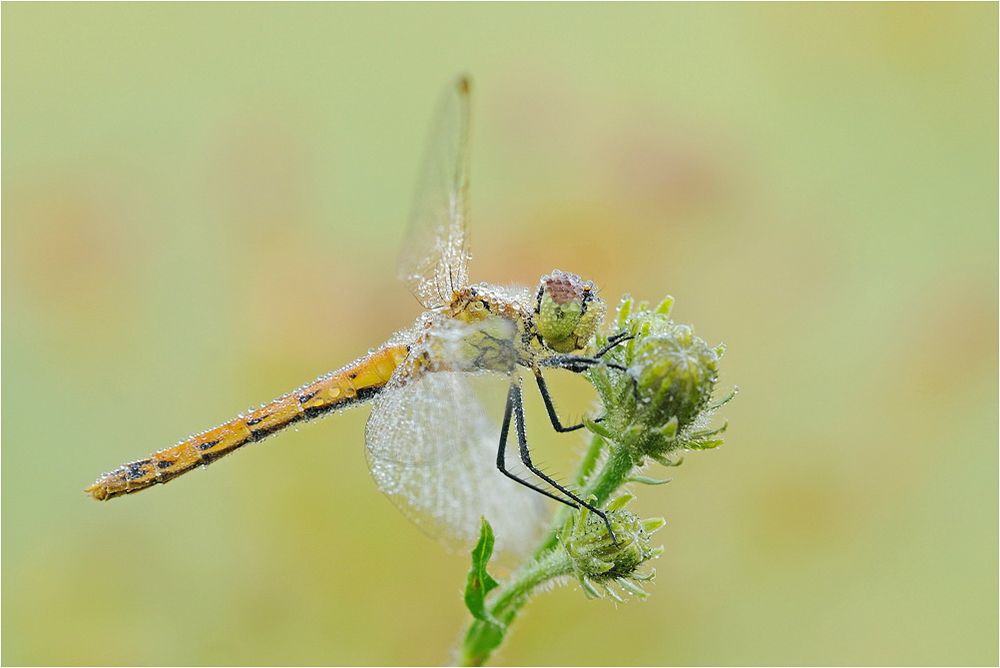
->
[575,433,605,488]
[460,549,573,666]
[585,445,635,507]
[462,444,638,664]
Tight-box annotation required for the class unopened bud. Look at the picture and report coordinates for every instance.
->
[561,495,663,600]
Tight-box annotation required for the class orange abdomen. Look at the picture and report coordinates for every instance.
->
[86,344,409,501]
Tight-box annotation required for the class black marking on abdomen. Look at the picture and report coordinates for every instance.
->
[246,416,264,426]
[125,460,152,480]
[155,459,175,469]
[197,439,221,451]
[249,412,305,441]
[298,391,317,404]
[301,385,382,420]
[199,448,234,465]
[154,465,186,484]
[302,402,334,419]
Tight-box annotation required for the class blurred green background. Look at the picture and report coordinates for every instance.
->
[3,3,997,666]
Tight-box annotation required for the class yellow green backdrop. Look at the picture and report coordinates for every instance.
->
[3,3,996,665]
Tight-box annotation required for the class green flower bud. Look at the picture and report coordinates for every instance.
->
[630,323,719,437]
[561,494,663,600]
[587,295,733,464]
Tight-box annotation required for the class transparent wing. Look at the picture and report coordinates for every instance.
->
[397,76,472,309]
[365,323,550,558]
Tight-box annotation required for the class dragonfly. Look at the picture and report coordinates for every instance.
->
[87,76,630,555]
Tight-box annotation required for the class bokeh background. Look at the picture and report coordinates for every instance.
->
[3,4,997,666]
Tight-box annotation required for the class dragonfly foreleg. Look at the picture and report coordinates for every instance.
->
[594,330,635,358]
[505,380,618,544]
[535,353,632,431]
[536,350,640,426]
[540,355,627,374]
[540,355,598,373]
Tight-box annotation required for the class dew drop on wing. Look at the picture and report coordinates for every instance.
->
[364,324,550,561]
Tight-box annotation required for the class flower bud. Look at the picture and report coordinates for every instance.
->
[630,323,720,435]
[587,294,733,468]
[561,494,663,600]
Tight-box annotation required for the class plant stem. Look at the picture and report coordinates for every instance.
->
[585,445,635,507]
[460,549,572,666]
[575,433,605,488]
[463,430,638,664]
[462,444,637,663]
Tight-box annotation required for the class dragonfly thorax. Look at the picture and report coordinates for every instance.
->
[435,285,531,374]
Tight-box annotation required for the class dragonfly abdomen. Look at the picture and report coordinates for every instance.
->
[86,343,409,501]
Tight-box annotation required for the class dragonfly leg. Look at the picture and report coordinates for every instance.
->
[541,354,597,373]
[540,354,638,401]
[541,354,627,374]
[534,369,588,433]
[497,381,580,509]
[595,330,635,358]
[509,381,619,545]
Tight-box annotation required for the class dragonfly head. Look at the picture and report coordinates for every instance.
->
[535,270,606,354]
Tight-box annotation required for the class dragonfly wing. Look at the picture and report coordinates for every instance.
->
[397,76,472,309]
[365,365,549,558]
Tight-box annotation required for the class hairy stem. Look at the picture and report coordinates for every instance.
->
[462,442,638,666]
[585,445,635,507]
[460,549,572,666]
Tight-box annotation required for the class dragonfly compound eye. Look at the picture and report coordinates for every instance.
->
[536,270,606,353]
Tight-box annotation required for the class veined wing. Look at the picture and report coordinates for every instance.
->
[365,321,549,558]
[397,76,472,309]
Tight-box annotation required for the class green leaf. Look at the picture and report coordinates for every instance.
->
[686,438,724,450]
[641,517,667,534]
[462,618,506,667]
[616,295,634,330]
[655,295,674,315]
[581,575,603,599]
[659,416,679,439]
[617,577,649,597]
[708,386,739,410]
[627,474,672,485]
[606,493,635,511]
[464,517,500,624]
[461,519,509,666]
[584,418,615,440]
[689,421,728,440]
